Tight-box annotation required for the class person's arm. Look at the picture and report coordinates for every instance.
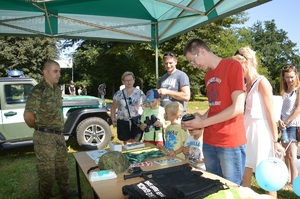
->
[23,111,36,128]
[259,78,285,156]
[182,90,245,129]
[158,85,190,102]
[169,146,184,157]
[182,146,189,155]
[259,78,278,141]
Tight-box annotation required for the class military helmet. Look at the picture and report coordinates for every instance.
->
[98,151,130,174]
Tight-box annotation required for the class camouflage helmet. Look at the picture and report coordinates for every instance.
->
[98,151,130,174]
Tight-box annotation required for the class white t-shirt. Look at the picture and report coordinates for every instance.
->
[184,135,205,170]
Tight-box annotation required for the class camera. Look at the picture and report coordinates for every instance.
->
[182,113,195,121]
[144,115,160,132]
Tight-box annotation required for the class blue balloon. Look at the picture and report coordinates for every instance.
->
[293,176,300,196]
[255,157,288,192]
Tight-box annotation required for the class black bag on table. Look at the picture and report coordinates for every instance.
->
[122,164,226,199]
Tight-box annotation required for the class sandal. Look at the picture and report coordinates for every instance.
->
[282,183,293,191]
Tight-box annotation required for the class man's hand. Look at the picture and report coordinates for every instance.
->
[157,88,169,95]
[23,111,36,128]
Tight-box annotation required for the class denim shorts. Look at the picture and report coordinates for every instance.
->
[286,126,297,142]
[203,143,246,185]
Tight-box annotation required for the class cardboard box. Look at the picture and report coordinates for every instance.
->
[109,142,122,152]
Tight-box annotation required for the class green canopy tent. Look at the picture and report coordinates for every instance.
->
[0,0,271,78]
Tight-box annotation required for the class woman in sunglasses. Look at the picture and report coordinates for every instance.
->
[233,46,285,197]
[279,65,300,190]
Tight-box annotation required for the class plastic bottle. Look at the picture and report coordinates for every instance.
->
[282,128,289,143]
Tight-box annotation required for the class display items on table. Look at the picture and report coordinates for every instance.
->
[122,164,225,199]
[130,161,153,167]
[109,142,122,152]
[89,170,117,182]
[123,142,145,150]
[87,151,130,182]
[86,149,107,164]
[124,148,166,164]
[154,158,182,166]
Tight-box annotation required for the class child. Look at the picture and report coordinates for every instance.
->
[182,129,206,170]
[140,89,165,146]
[161,102,188,160]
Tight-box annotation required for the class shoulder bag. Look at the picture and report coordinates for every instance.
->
[122,89,142,129]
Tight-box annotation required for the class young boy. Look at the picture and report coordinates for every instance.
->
[160,102,188,160]
[182,129,205,170]
[140,89,165,146]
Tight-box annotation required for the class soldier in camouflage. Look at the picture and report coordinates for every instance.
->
[24,60,75,199]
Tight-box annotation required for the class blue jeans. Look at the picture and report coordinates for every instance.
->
[203,143,246,185]
[286,126,297,142]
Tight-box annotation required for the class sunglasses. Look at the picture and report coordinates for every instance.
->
[234,50,247,60]
[128,97,132,105]
[282,65,295,70]
[163,52,176,57]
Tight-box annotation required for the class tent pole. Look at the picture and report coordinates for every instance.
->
[155,23,159,82]
[155,42,158,81]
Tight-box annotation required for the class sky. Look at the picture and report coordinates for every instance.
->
[243,0,300,50]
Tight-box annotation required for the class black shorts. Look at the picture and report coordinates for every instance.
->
[117,119,143,141]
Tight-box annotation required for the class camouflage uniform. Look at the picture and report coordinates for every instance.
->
[25,80,72,199]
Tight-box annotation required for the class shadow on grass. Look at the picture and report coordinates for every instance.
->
[251,181,299,199]
[0,145,35,157]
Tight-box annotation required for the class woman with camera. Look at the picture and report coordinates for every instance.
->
[110,71,145,144]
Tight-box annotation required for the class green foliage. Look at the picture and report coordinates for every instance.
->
[237,20,300,94]
[68,15,246,98]
[0,36,58,80]
[2,13,300,99]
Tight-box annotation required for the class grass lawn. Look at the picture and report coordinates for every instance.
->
[0,98,298,199]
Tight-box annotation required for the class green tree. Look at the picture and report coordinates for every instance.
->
[0,36,58,80]
[69,14,247,98]
[237,20,300,94]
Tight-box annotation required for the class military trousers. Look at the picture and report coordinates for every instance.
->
[33,131,71,199]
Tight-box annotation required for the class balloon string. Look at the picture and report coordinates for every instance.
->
[284,140,293,153]
[276,140,293,159]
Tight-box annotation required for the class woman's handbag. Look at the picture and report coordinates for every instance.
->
[130,115,141,126]
[122,89,142,131]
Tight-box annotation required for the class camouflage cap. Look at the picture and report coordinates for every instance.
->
[98,151,130,174]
